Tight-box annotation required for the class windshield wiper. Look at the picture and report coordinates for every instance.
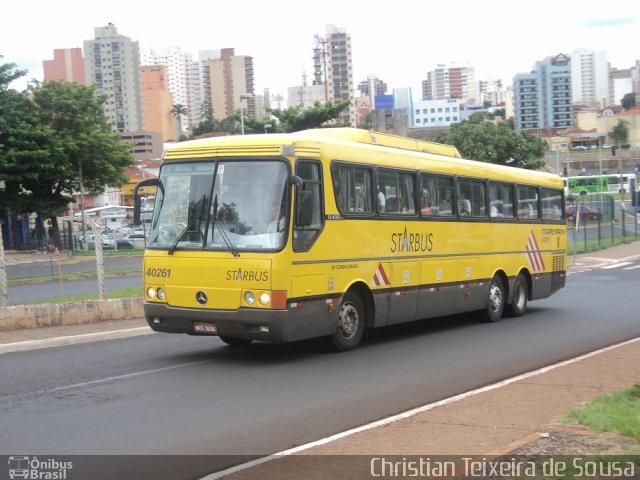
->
[210,194,239,257]
[168,195,205,255]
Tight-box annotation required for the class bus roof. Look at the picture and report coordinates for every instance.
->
[164,128,460,159]
[162,128,562,188]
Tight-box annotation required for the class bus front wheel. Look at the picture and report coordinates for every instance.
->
[484,275,505,322]
[331,291,366,351]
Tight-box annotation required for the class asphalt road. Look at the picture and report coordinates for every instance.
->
[1,259,639,479]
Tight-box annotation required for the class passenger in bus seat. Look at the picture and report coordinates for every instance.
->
[459,199,471,216]
[377,188,386,212]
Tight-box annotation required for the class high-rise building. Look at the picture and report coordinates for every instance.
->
[325,25,355,126]
[422,62,478,104]
[142,47,195,134]
[141,65,177,142]
[358,75,388,109]
[43,48,85,84]
[609,68,633,106]
[201,48,255,121]
[570,48,609,106]
[513,54,572,133]
[83,23,144,132]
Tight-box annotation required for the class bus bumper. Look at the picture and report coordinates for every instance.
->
[144,302,291,342]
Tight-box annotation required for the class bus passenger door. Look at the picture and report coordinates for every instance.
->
[387,261,419,325]
[417,259,457,319]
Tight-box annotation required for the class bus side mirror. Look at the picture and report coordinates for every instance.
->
[133,178,159,225]
[297,190,313,226]
[289,175,313,227]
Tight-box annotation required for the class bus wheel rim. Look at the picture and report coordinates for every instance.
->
[338,302,359,339]
[488,284,503,313]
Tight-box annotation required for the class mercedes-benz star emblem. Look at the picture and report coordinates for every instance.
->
[195,291,208,305]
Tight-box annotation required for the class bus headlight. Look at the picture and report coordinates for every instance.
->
[244,291,255,305]
[259,293,270,306]
[147,287,156,299]
[156,288,166,300]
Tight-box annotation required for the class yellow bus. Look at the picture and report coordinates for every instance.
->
[133,128,567,351]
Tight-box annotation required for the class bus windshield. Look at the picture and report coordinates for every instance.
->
[148,160,289,252]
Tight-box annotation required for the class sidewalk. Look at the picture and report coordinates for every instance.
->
[215,338,640,479]
[1,241,639,480]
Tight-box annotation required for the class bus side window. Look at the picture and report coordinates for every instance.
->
[331,163,373,215]
[517,185,539,220]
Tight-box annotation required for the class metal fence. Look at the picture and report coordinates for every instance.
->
[567,197,639,256]
[1,223,144,308]
[1,204,639,308]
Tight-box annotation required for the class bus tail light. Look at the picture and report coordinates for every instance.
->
[271,290,287,309]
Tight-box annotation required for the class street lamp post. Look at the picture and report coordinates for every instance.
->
[239,94,253,135]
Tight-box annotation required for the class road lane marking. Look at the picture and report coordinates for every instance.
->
[601,262,632,269]
[0,327,154,355]
[202,336,640,480]
[23,359,214,398]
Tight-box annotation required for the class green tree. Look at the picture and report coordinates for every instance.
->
[621,93,636,110]
[268,100,351,132]
[610,119,629,147]
[0,64,57,247]
[0,57,26,89]
[0,79,135,248]
[171,103,189,141]
[436,112,546,169]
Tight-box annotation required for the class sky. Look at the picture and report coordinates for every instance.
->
[2,0,639,104]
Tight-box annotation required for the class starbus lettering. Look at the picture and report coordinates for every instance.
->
[226,269,269,282]
[391,227,434,253]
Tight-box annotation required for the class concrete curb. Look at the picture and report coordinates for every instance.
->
[0,297,143,331]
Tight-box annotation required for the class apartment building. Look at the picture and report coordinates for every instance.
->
[514,53,572,133]
[43,48,85,84]
[83,23,144,132]
[141,65,177,142]
[325,25,355,126]
[422,62,478,105]
[142,47,195,134]
[570,48,609,106]
[201,48,255,121]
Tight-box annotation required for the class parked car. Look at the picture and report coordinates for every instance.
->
[565,204,602,221]
[86,234,134,250]
[86,234,112,250]
[114,238,134,249]
[126,232,147,239]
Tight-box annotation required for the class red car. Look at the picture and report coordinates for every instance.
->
[565,204,602,221]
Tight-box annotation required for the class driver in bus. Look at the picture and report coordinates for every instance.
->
[267,203,285,233]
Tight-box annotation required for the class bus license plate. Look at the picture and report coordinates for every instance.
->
[193,322,217,334]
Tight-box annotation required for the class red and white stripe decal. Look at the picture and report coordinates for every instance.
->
[525,230,545,272]
[371,263,391,287]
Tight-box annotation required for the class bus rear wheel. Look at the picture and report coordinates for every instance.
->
[506,274,528,317]
[484,275,505,322]
[219,336,253,347]
[331,292,366,352]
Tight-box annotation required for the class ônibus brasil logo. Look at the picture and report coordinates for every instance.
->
[8,456,73,479]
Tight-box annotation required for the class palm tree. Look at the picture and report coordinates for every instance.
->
[170,104,189,140]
